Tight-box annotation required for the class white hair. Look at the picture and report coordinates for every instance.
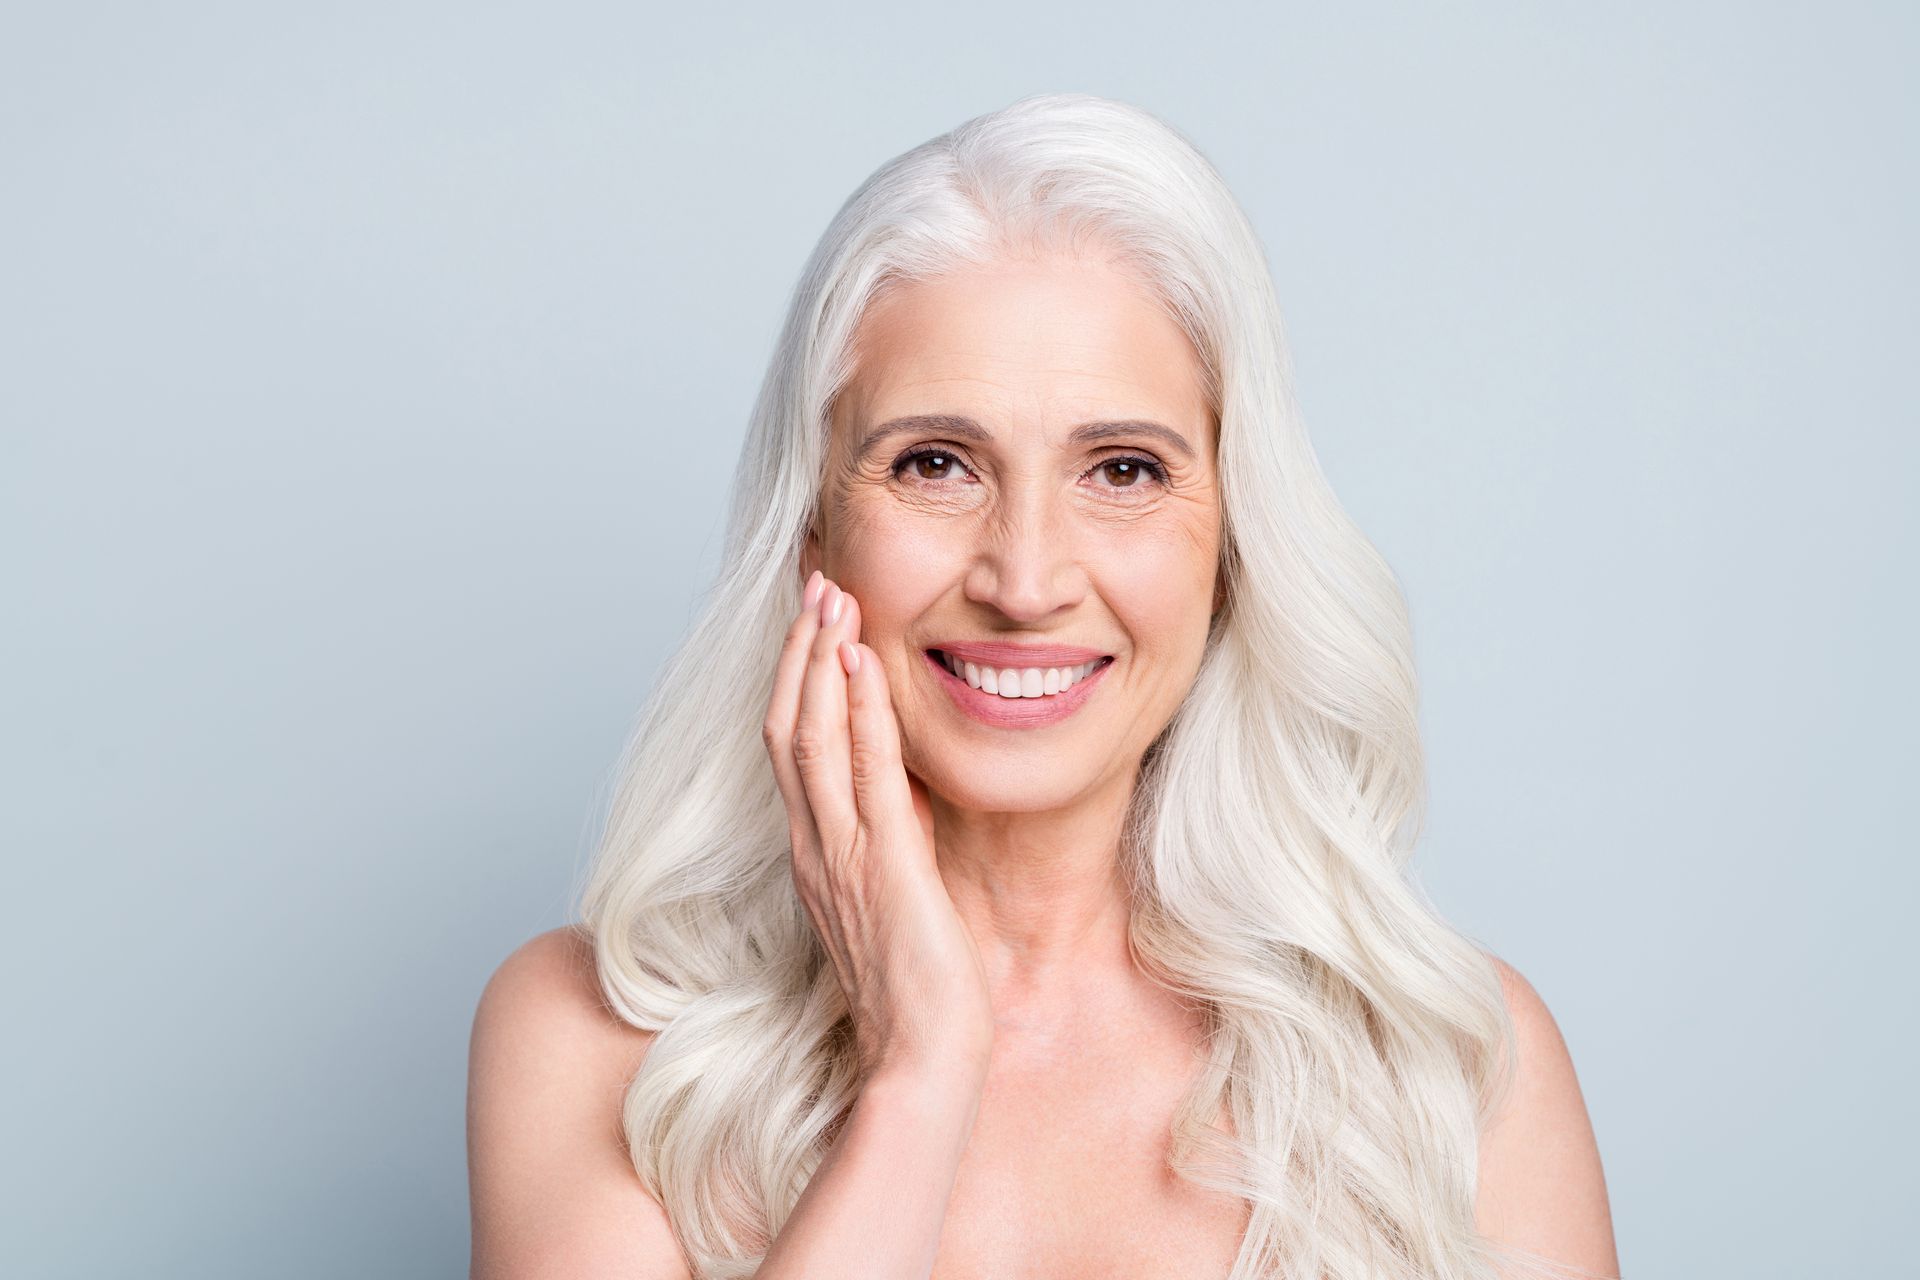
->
[579,92,1587,1280]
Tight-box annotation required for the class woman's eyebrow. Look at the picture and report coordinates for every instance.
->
[857,414,1196,461]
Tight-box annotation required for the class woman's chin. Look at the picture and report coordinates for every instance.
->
[910,755,1096,817]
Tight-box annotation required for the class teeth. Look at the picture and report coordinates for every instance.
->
[938,652,1104,699]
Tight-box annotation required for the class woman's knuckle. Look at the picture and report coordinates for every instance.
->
[789,727,830,765]
[848,740,889,781]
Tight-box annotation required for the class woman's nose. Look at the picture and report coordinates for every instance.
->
[960,496,1087,623]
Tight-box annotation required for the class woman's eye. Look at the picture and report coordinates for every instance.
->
[893,448,973,484]
[1087,455,1168,492]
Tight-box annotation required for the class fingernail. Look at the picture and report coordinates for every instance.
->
[802,569,823,609]
[838,640,860,675]
[824,586,844,626]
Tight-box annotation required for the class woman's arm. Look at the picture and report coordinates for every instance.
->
[754,1063,983,1279]
[751,574,996,1275]
[1475,956,1621,1280]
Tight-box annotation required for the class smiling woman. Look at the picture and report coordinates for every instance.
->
[467,93,1617,1280]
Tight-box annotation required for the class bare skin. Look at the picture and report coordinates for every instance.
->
[466,244,1619,1279]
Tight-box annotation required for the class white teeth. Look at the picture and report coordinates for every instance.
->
[936,651,1105,699]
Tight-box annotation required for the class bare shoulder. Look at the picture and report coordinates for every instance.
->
[471,926,656,1078]
[1475,954,1620,1279]
[467,925,691,1280]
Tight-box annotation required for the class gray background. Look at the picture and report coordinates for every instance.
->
[4,3,1912,1276]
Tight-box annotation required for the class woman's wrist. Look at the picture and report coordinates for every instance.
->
[859,1052,989,1121]
[866,1032,992,1092]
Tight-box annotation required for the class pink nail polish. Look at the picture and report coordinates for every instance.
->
[824,586,844,626]
[802,570,823,609]
[838,641,860,675]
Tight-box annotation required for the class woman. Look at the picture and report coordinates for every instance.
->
[468,93,1618,1280]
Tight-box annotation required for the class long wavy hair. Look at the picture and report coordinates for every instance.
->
[578,92,1583,1280]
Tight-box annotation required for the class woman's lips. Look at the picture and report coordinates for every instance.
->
[921,648,1113,729]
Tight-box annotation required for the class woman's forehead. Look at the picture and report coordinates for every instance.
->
[837,255,1211,445]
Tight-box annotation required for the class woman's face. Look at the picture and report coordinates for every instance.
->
[804,246,1221,812]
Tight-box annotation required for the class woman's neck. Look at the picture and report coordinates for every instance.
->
[927,766,1141,1006]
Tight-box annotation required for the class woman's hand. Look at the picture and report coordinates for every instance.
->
[762,571,995,1088]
